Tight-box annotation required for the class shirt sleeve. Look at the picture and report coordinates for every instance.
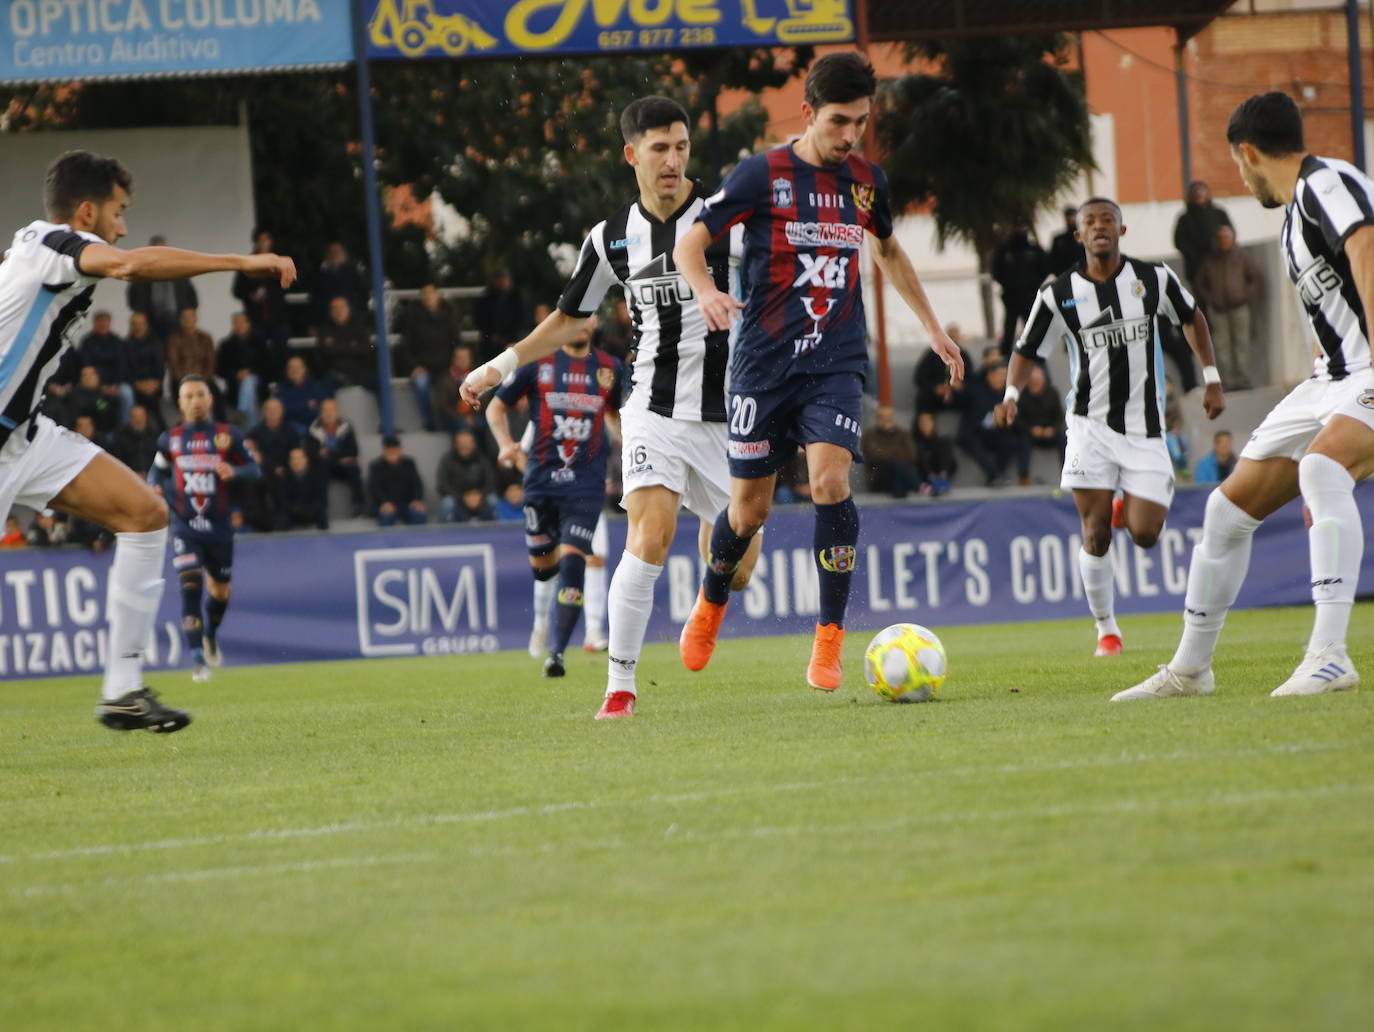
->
[697,155,767,242]
[867,164,894,241]
[1013,287,1060,358]
[494,362,534,406]
[1301,163,1374,253]
[557,223,618,318]
[38,228,101,285]
[1159,264,1197,325]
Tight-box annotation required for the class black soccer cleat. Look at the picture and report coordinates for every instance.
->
[97,687,193,734]
[543,652,566,678]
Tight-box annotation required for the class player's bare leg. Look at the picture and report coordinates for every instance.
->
[1274,415,1374,695]
[805,442,858,692]
[51,453,190,733]
[1076,489,1168,657]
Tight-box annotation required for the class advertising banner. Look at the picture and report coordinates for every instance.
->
[0,0,353,84]
[2,485,1370,682]
[364,0,854,61]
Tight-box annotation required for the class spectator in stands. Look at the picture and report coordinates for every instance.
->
[166,307,216,386]
[77,310,132,422]
[127,234,198,340]
[913,411,956,496]
[433,344,492,447]
[218,311,270,426]
[317,295,375,393]
[495,482,524,521]
[452,488,495,523]
[1047,206,1083,276]
[248,398,302,479]
[914,323,972,414]
[233,228,292,380]
[2,517,27,549]
[773,447,811,505]
[1193,430,1237,484]
[436,430,496,522]
[958,359,1030,486]
[368,435,428,526]
[109,404,159,476]
[1174,180,1233,286]
[124,310,167,432]
[860,405,924,498]
[991,217,1048,356]
[310,241,368,328]
[70,365,119,434]
[26,510,65,548]
[397,283,459,431]
[1016,364,1066,463]
[475,267,524,360]
[595,298,633,362]
[274,355,328,434]
[64,416,114,552]
[275,447,329,531]
[1193,225,1260,390]
[308,397,365,517]
[1164,378,1189,472]
[230,438,276,533]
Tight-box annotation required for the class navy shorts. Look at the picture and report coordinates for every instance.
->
[171,526,234,583]
[522,494,602,557]
[726,372,864,479]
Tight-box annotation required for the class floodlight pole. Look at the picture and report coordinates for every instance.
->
[1349,0,1366,171]
[352,0,396,437]
[1174,33,1193,195]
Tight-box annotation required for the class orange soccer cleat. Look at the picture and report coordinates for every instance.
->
[1094,634,1124,657]
[595,690,636,720]
[679,588,728,671]
[807,623,846,692]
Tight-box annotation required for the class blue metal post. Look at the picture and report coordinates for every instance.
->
[1349,0,1366,171]
[351,0,396,436]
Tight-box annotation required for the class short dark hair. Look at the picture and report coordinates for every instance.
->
[1227,92,1304,156]
[382,435,401,449]
[178,374,209,391]
[804,52,876,110]
[1079,196,1123,217]
[44,150,132,222]
[620,96,690,144]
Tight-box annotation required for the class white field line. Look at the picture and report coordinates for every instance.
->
[0,740,1361,868]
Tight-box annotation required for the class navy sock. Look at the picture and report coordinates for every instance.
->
[814,497,860,628]
[179,572,204,652]
[702,509,753,605]
[206,595,228,636]
[552,553,587,655]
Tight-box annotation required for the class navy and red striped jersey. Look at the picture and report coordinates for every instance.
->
[153,421,254,532]
[495,347,623,501]
[696,144,893,391]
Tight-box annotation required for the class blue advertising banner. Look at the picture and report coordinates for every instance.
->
[1,485,1370,682]
[364,0,855,61]
[0,0,353,84]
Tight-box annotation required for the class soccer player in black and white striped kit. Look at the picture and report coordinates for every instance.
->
[997,197,1226,657]
[1117,92,1374,700]
[462,97,762,718]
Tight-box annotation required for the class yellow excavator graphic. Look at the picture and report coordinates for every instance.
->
[740,0,853,43]
[369,0,498,58]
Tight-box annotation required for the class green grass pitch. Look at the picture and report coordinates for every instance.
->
[2,604,1372,1031]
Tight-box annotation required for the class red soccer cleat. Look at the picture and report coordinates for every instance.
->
[807,623,846,692]
[595,690,636,720]
[1094,634,1124,657]
[680,588,728,671]
[1111,496,1125,530]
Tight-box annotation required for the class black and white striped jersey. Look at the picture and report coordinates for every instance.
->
[0,221,102,447]
[1285,154,1374,380]
[557,181,742,423]
[1015,256,1196,439]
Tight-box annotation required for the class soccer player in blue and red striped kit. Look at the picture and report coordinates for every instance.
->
[673,52,964,690]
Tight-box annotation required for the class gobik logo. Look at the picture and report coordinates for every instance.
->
[354,544,499,657]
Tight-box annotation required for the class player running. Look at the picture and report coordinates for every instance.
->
[485,319,623,679]
[150,375,261,683]
[0,150,293,732]
[463,96,762,718]
[1116,92,1374,700]
[995,197,1225,657]
[673,52,962,691]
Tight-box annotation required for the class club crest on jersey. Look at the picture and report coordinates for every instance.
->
[213,432,232,452]
[538,364,554,384]
[597,367,615,390]
[1130,280,1146,298]
[851,182,874,214]
[818,545,857,574]
[772,177,794,209]
[1359,389,1374,410]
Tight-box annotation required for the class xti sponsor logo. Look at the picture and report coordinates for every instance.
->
[792,254,850,288]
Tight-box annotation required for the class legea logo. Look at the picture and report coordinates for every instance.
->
[354,544,499,657]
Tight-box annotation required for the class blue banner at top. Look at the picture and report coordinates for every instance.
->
[0,0,354,84]
[364,0,855,60]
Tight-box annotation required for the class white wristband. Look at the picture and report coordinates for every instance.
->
[1202,365,1222,386]
[486,349,519,381]
[1003,384,1020,404]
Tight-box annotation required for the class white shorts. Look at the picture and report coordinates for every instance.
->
[619,406,730,523]
[1060,413,1175,507]
[1240,370,1374,463]
[0,415,103,520]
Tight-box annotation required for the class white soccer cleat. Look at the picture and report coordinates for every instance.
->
[528,623,548,659]
[583,633,609,653]
[191,662,211,684]
[1270,645,1359,697]
[1111,664,1214,701]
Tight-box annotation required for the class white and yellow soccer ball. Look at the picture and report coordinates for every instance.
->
[864,623,947,703]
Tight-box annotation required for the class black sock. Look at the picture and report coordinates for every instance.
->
[702,509,753,605]
[552,553,586,655]
[814,497,860,628]
[206,594,229,637]
[179,572,204,652]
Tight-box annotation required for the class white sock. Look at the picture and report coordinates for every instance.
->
[606,550,663,696]
[1171,489,1261,673]
[1078,547,1120,639]
[102,528,168,700]
[585,563,607,641]
[1300,453,1362,654]
[532,575,556,630]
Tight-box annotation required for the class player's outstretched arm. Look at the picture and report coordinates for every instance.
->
[872,235,963,386]
[485,396,524,470]
[674,223,741,333]
[1181,310,1225,419]
[78,244,296,287]
[461,310,591,407]
[994,352,1035,428]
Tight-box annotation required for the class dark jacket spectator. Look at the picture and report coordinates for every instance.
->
[1047,207,1083,276]
[230,438,276,533]
[595,299,633,362]
[437,431,496,521]
[275,447,329,530]
[273,355,329,432]
[123,311,166,430]
[232,229,291,381]
[127,236,198,339]
[317,296,375,389]
[309,399,365,515]
[958,361,1030,485]
[248,399,303,477]
[913,411,956,494]
[109,405,160,475]
[368,437,428,526]
[1193,228,1260,314]
[165,308,216,386]
[475,269,524,361]
[69,365,119,434]
[310,241,369,327]
[860,405,924,498]
[77,312,129,388]
[991,220,1049,354]
[914,330,973,414]
[1016,364,1066,460]
[1173,180,1233,284]
[397,284,460,374]
[25,510,65,548]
